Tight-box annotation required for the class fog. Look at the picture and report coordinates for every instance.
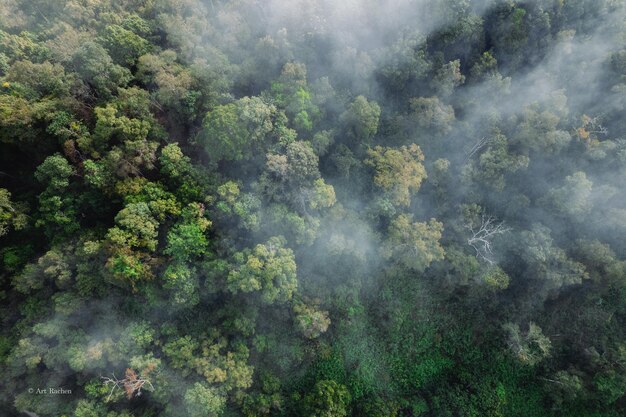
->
[1,0,626,416]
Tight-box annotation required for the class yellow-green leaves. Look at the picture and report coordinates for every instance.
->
[366,144,427,207]
[184,382,226,417]
[309,178,336,210]
[382,214,444,272]
[108,203,159,252]
[0,188,28,236]
[227,237,297,303]
[293,302,331,339]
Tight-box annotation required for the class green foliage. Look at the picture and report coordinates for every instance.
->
[0,30,48,61]
[593,370,626,404]
[409,96,455,135]
[107,202,159,252]
[293,302,331,339]
[99,24,151,66]
[518,224,589,292]
[71,41,131,98]
[378,34,432,93]
[34,154,73,190]
[4,60,70,99]
[227,236,297,303]
[198,97,276,161]
[0,188,28,236]
[184,382,226,417]
[365,144,427,207]
[261,140,332,213]
[540,171,593,219]
[512,98,572,154]
[159,142,193,179]
[433,59,465,97]
[163,262,200,307]
[214,180,261,231]
[463,132,529,192]
[382,214,445,272]
[137,49,198,115]
[503,322,552,366]
[2,2,626,417]
[341,95,381,145]
[164,203,211,262]
[303,380,351,417]
[480,265,510,290]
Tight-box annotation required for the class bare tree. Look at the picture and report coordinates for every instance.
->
[465,136,492,161]
[101,368,155,402]
[466,213,511,264]
[582,115,608,136]
[577,115,608,142]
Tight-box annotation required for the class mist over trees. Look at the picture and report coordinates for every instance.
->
[1,0,626,416]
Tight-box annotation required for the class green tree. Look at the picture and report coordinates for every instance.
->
[99,24,151,66]
[4,60,70,99]
[85,92,161,177]
[34,153,74,191]
[540,171,593,219]
[303,380,351,417]
[308,179,336,210]
[71,41,131,98]
[163,263,199,307]
[269,63,321,133]
[409,96,455,136]
[512,100,572,154]
[382,214,445,272]
[340,95,381,145]
[433,59,465,97]
[463,132,529,192]
[503,322,551,366]
[377,33,432,94]
[261,141,336,214]
[0,188,28,236]
[213,180,261,232]
[227,236,297,303]
[164,203,211,262]
[293,302,331,339]
[34,154,79,237]
[365,144,427,207]
[198,97,276,161]
[158,143,209,202]
[107,202,159,252]
[519,224,589,292]
[136,50,195,110]
[184,382,226,417]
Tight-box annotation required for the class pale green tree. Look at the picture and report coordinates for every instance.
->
[365,144,427,207]
[382,214,445,272]
[227,236,297,303]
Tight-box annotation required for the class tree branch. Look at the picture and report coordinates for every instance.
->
[466,213,510,264]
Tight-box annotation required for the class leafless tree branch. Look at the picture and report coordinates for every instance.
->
[466,213,511,264]
[585,116,608,136]
[466,136,492,161]
[101,368,155,402]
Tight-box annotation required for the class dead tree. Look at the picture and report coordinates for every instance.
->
[465,136,493,161]
[101,368,155,401]
[466,213,511,265]
[582,115,608,136]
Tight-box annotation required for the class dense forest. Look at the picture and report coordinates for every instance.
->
[1,0,625,416]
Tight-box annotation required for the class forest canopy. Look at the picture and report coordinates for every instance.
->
[1,0,626,416]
